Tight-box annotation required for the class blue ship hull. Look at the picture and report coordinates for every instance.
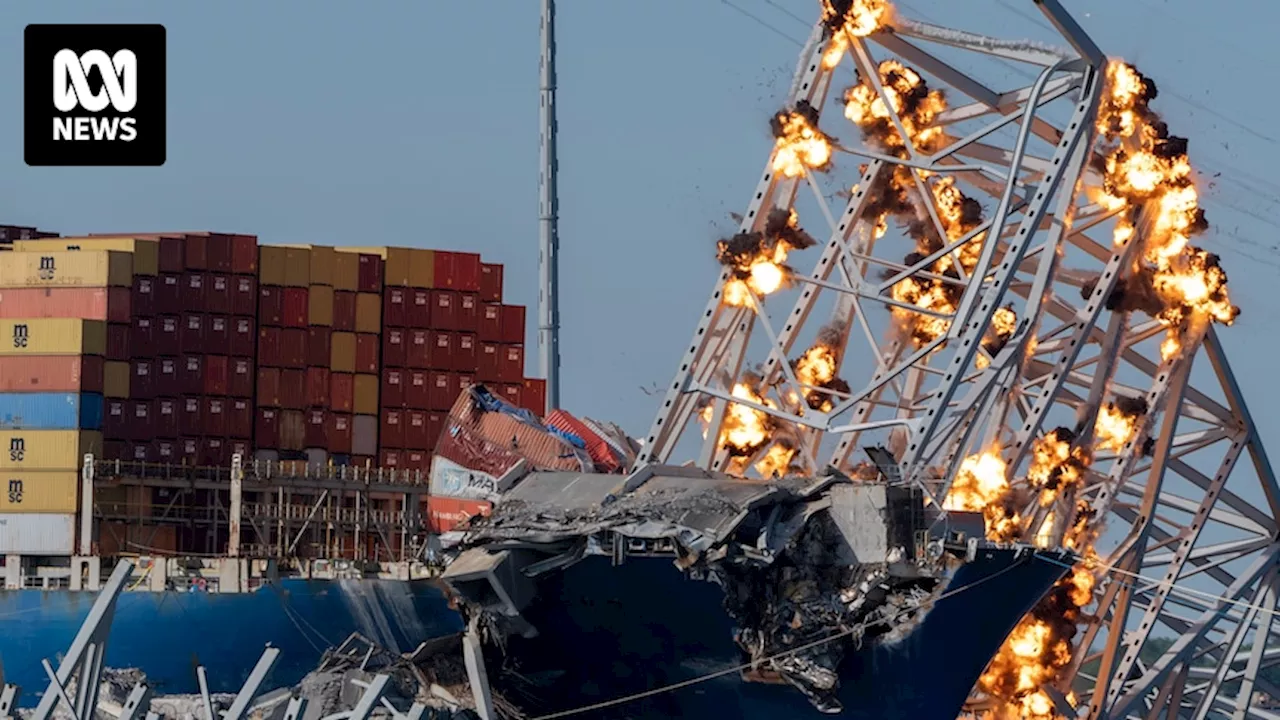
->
[492,548,1068,719]
[0,579,463,706]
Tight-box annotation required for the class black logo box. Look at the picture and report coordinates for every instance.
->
[24,24,166,167]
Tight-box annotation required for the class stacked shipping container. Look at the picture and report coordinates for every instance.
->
[256,244,310,461]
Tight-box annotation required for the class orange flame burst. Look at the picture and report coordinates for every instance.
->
[718,208,817,307]
[792,336,850,412]
[771,101,833,178]
[1094,399,1144,452]
[820,0,893,69]
[699,382,796,478]
[1027,428,1089,507]
[1096,61,1239,361]
[943,450,1020,542]
[844,60,946,157]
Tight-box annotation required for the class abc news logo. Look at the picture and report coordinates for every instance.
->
[25,24,166,166]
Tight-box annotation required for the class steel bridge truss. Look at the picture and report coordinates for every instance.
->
[634,2,1280,718]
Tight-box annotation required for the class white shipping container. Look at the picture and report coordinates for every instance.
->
[0,513,74,555]
[429,455,502,501]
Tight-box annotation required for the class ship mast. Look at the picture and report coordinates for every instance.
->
[537,0,561,410]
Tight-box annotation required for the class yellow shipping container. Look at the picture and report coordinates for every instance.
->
[355,293,381,333]
[330,332,356,372]
[104,361,130,398]
[14,237,160,276]
[408,249,436,289]
[284,248,311,287]
[0,430,102,470]
[332,252,359,291]
[0,318,107,355]
[0,471,79,513]
[0,250,131,288]
[259,246,288,286]
[338,247,411,287]
[354,374,379,415]
[309,285,334,326]
[297,245,335,286]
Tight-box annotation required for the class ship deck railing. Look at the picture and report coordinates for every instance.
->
[92,458,431,487]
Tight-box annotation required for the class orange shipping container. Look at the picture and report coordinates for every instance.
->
[282,244,334,286]
[330,332,357,372]
[353,374,379,415]
[0,356,104,393]
[355,293,381,333]
[259,246,288,286]
[103,361,130,399]
[0,287,131,322]
[408,250,435,289]
[13,237,160,276]
[426,496,492,533]
[283,248,311,287]
[332,252,360,291]
[308,285,334,326]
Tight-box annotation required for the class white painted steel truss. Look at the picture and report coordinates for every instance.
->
[635,2,1280,717]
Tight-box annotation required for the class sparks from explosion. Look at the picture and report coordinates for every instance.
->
[791,327,853,412]
[1027,428,1089,507]
[820,0,893,69]
[771,101,834,178]
[1095,60,1238,361]
[1094,399,1143,452]
[698,381,798,478]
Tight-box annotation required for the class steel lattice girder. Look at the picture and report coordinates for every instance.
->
[634,1,1280,718]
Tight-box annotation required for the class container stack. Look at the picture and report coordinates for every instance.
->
[256,245,310,461]
[333,248,384,466]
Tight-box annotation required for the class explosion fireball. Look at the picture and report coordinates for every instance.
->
[718,208,818,306]
[771,100,834,178]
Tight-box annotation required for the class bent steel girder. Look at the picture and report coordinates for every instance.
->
[636,1,1277,717]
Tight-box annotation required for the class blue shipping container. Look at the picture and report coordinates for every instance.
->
[0,393,104,430]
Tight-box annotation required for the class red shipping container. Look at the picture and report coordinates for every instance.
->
[409,289,431,328]
[0,356,104,393]
[179,437,199,465]
[232,275,257,315]
[201,437,227,466]
[479,263,503,303]
[427,412,445,450]
[129,400,154,442]
[427,497,492,533]
[229,438,250,460]
[256,408,280,447]
[104,400,126,440]
[185,235,208,271]
[430,291,458,330]
[182,273,206,310]
[307,327,331,367]
[405,449,431,472]
[129,442,152,463]
[405,370,429,410]
[333,291,357,331]
[384,288,407,328]
[259,286,283,325]
[355,334,379,374]
[433,251,482,292]
[429,371,456,411]
[231,316,255,357]
[155,398,178,438]
[382,409,405,449]
[330,373,355,413]
[499,383,523,408]
[207,315,230,351]
[523,378,547,416]
[207,235,232,272]
[131,316,154,355]
[281,328,307,368]
[258,327,281,366]
[477,342,500,382]
[282,287,308,328]
[430,332,453,370]
[132,276,156,316]
[130,359,154,399]
[479,303,502,342]
[458,293,479,332]
[306,367,330,407]
[204,355,229,396]
[456,373,475,402]
[405,409,429,449]
[204,397,227,437]
[156,315,180,356]
[180,313,205,354]
[156,358,178,397]
[306,409,327,447]
[229,398,253,438]
[501,305,525,344]
[158,237,184,274]
[180,355,204,396]
[257,367,281,406]
[500,344,524,383]
[229,357,254,398]
[207,274,232,314]
[381,449,402,470]
[158,274,181,309]
[407,330,430,369]
[357,254,383,292]
[231,235,258,274]
[280,410,306,451]
[384,328,406,368]
[382,369,405,408]
[328,413,353,454]
[280,368,306,410]
[456,333,477,373]
[154,439,176,463]
[107,323,129,361]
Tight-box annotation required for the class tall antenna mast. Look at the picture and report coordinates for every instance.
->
[537,0,561,410]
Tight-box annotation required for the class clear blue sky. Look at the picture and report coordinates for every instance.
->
[4,0,1280,441]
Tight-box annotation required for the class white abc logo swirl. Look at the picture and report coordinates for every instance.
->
[52,48,137,113]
